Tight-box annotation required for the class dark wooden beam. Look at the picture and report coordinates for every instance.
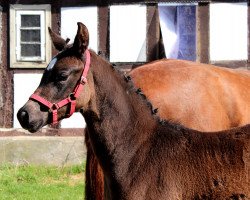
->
[51,0,61,56]
[197,2,210,64]
[0,4,13,128]
[98,6,110,60]
[147,4,160,62]
[210,60,249,69]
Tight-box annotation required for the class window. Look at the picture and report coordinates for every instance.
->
[16,10,45,61]
[10,5,51,68]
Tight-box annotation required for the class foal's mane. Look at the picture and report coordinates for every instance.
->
[56,46,185,133]
[103,54,186,133]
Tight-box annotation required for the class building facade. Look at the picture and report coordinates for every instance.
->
[0,0,249,135]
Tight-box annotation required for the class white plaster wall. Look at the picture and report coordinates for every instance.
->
[110,5,146,62]
[210,3,247,61]
[14,74,42,128]
[61,7,98,52]
[14,74,85,128]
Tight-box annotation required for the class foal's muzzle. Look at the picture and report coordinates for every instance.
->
[17,106,44,133]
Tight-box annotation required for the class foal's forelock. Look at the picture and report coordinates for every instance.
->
[46,56,58,71]
[46,44,84,71]
[46,45,72,71]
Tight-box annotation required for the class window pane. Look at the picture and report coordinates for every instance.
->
[21,44,41,57]
[21,30,41,42]
[21,15,40,27]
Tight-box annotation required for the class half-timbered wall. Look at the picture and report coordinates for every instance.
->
[0,1,249,134]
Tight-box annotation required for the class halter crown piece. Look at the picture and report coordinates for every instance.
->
[29,49,91,125]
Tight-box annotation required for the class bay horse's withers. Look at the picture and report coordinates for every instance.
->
[17,23,250,200]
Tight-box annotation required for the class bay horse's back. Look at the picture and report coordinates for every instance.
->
[129,59,250,132]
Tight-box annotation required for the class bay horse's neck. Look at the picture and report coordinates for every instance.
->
[83,52,157,188]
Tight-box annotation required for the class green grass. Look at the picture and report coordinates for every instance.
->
[0,163,85,200]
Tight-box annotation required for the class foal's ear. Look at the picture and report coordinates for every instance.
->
[73,22,89,56]
[48,27,70,51]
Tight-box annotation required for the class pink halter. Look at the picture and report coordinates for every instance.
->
[29,49,91,125]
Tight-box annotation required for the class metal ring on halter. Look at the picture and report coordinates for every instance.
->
[68,93,76,101]
[50,103,59,112]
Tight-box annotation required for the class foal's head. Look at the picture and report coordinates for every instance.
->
[17,23,92,132]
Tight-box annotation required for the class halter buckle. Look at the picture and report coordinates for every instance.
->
[80,76,87,84]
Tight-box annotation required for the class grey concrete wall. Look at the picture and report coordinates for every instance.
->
[0,136,86,166]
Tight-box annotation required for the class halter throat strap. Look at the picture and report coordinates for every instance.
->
[30,49,91,125]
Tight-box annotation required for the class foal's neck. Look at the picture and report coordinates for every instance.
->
[84,52,157,178]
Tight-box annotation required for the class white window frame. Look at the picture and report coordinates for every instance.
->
[10,4,51,68]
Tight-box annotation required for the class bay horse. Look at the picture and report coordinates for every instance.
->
[17,22,250,200]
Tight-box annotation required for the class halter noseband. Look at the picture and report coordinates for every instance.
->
[29,49,91,125]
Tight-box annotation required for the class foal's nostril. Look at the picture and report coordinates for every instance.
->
[21,111,28,121]
[17,109,29,125]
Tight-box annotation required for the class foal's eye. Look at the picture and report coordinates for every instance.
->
[56,72,69,82]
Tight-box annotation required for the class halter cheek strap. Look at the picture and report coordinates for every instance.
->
[29,49,90,125]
